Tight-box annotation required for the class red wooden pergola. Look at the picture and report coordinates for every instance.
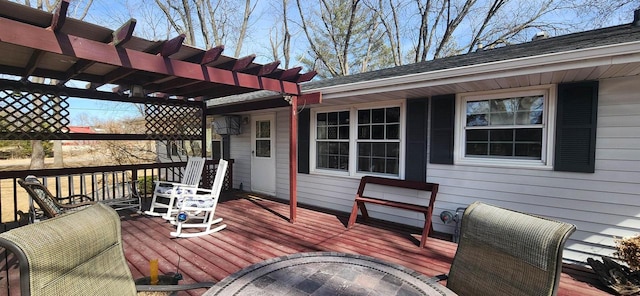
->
[0,0,319,222]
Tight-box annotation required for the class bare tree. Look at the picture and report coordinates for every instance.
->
[154,0,197,44]
[94,120,156,165]
[366,0,594,63]
[296,0,391,78]
[267,0,293,67]
[573,0,639,28]
[17,0,94,169]
[154,0,256,54]
[299,0,567,74]
[234,0,257,56]
[363,0,405,66]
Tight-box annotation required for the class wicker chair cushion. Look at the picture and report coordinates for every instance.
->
[33,187,64,215]
[446,202,576,296]
[0,203,137,296]
[23,176,64,215]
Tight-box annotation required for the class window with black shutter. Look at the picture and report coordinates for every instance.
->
[430,94,455,164]
[554,81,598,173]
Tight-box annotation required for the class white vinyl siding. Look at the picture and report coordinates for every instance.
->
[429,76,640,265]
[230,77,638,266]
[276,110,291,199]
[229,123,252,190]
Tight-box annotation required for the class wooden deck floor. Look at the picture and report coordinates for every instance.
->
[121,192,612,296]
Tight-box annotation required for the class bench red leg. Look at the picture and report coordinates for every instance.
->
[347,201,359,228]
[358,202,369,220]
[420,212,432,248]
[347,201,369,228]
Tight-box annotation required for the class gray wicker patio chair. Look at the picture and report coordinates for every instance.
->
[0,203,213,296]
[439,202,576,296]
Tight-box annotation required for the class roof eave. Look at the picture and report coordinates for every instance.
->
[305,40,640,99]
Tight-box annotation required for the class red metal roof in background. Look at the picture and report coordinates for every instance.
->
[65,126,95,134]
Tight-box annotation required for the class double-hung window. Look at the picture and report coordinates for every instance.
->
[456,86,555,168]
[312,101,404,177]
[356,107,401,175]
[316,111,350,171]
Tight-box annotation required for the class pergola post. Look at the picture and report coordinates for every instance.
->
[289,96,298,223]
[201,101,210,186]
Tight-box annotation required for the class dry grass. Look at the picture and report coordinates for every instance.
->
[0,175,106,223]
[0,178,30,223]
[0,147,152,223]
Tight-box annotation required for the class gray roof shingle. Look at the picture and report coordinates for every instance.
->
[302,23,640,90]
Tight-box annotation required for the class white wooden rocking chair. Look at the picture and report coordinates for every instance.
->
[168,159,228,238]
[143,157,205,219]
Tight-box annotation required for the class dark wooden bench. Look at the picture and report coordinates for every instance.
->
[347,176,439,248]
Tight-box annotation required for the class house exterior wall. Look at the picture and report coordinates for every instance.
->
[276,110,291,199]
[229,124,252,190]
[291,75,640,265]
[228,109,291,195]
[221,76,638,264]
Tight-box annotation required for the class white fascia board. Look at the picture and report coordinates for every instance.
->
[206,90,283,108]
[309,41,640,98]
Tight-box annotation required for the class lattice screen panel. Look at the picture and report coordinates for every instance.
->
[0,88,70,140]
[145,103,202,140]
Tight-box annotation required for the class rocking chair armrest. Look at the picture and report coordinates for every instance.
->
[154,180,197,188]
[136,282,215,292]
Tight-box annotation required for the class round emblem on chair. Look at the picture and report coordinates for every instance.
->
[177,212,189,222]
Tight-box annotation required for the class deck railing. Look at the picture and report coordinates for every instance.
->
[0,159,233,231]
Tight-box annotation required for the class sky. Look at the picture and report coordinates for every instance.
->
[59,79,141,125]
[62,0,284,124]
[66,98,141,126]
[11,0,637,124]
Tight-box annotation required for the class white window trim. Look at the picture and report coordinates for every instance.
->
[454,85,556,170]
[310,100,406,179]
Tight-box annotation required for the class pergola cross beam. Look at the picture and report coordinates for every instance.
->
[201,46,225,65]
[0,16,303,97]
[58,19,138,87]
[48,0,69,32]
[160,34,186,57]
[22,50,45,79]
[110,19,137,46]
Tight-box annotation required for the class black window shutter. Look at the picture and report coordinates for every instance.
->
[430,94,456,164]
[298,108,310,174]
[555,81,598,173]
[405,99,428,181]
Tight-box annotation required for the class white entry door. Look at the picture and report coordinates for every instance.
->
[250,114,276,195]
